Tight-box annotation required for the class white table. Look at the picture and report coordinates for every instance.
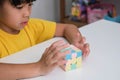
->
[0,19,120,80]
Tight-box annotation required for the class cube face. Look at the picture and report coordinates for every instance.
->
[60,45,82,71]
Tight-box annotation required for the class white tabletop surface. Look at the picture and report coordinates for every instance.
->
[0,19,120,80]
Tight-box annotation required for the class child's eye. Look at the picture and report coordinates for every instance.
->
[29,3,33,6]
[15,3,33,9]
[16,5,24,9]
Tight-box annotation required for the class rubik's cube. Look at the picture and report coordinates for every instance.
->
[60,45,82,71]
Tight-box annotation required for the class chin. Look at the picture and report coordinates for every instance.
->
[18,25,26,30]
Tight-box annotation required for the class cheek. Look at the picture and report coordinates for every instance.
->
[6,14,20,24]
[0,12,17,23]
[5,10,20,20]
[0,8,22,25]
[2,15,20,28]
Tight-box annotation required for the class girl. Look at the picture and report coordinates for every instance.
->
[0,0,90,79]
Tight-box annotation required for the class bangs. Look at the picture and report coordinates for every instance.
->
[9,0,36,6]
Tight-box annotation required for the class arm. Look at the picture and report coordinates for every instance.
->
[0,62,41,80]
[55,23,90,57]
[0,40,70,80]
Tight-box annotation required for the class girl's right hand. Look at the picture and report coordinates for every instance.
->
[37,40,70,75]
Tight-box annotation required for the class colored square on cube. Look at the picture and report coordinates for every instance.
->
[60,45,82,71]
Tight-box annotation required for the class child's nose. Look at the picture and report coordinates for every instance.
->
[23,7,31,18]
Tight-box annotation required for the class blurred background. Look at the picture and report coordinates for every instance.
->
[31,0,120,27]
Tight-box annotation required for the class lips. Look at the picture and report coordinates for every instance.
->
[21,21,28,26]
[22,21,28,24]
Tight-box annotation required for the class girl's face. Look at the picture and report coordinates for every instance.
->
[0,0,32,34]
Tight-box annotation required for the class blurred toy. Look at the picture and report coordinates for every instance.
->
[71,2,81,18]
[60,45,82,71]
[104,15,120,23]
[70,0,87,22]
[70,0,81,21]
[87,7,108,23]
[87,3,116,23]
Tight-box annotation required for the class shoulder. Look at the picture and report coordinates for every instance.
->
[25,18,57,43]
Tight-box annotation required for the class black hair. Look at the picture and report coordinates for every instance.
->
[0,0,36,7]
[10,0,36,6]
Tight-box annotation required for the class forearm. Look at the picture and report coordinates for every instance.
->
[55,23,82,44]
[63,24,82,43]
[0,62,41,80]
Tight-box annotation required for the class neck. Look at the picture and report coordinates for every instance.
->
[0,27,20,34]
[0,24,20,34]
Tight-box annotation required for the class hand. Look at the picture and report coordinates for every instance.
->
[60,24,90,57]
[38,40,70,75]
[70,32,90,58]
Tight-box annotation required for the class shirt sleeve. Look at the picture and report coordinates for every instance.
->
[27,18,56,44]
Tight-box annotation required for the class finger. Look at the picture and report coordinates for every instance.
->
[52,50,70,61]
[45,40,65,58]
[51,43,70,54]
[43,48,49,55]
[57,59,67,65]
[81,36,86,43]
[42,47,53,62]
[72,37,86,49]
[49,40,65,49]
[40,48,51,66]
[73,32,82,43]
[41,48,49,60]
[47,40,66,53]
[46,43,70,62]
[76,33,86,43]
[78,36,85,45]
[83,43,90,57]
[85,44,90,56]
[47,43,70,65]
[51,50,70,65]
[75,36,87,50]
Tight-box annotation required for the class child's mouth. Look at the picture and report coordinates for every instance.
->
[22,21,28,25]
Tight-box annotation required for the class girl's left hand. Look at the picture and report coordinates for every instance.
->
[70,33,90,58]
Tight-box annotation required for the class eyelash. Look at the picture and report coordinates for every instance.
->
[16,6,23,9]
[16,3,33,9]
[29,3,33,6]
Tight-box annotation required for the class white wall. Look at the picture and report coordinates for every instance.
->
[31,0,60,22]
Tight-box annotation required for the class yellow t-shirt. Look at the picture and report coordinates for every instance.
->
[0,18,56,58]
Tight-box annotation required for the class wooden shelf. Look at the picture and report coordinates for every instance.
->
[60,0,87,28]
[63,17,87,28]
